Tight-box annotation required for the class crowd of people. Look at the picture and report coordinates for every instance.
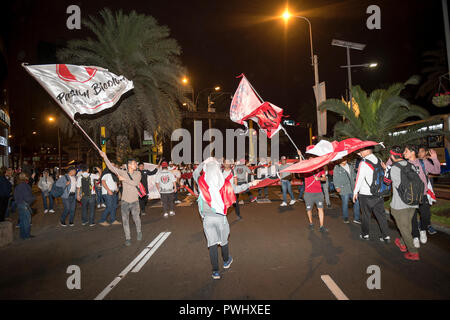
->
[0,142,441,271]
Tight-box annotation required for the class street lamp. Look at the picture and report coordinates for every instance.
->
[181,76,195,111]
[47,115,61,170]
[280,8,322,136]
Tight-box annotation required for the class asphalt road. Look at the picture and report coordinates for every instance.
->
[0,189,449,300]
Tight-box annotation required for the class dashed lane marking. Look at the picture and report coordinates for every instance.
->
[321,275,350,300]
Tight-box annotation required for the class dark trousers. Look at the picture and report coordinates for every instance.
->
[233,195,241,218]
[139,195,148,213]
[0,196,8,222]
[161,193,175,213]
[209,244,229,272]
[61,194,76,224]
[359,194,389,238]
[81,195,96,224]
[412,201,431,237]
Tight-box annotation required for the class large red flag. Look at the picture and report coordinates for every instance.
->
[230,75,283,138]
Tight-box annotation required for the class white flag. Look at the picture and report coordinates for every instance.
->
[23,64,134,118]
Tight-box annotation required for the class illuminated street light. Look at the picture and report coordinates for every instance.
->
[282,9,291,21]
[369,62,378,68]
[181,77,189,84]
[32,131,37,135]
[214,86,221,91]
[48,116,55,122]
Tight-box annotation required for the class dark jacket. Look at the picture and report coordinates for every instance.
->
[14,182,35,205]
[0,176,12,198]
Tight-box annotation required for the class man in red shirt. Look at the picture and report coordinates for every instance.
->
[303,145,328,232]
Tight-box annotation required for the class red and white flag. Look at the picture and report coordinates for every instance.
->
[230,75,283,138]
[197,158,236,215]
[23,63,134,118]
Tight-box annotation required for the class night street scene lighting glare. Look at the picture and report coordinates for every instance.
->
[282,9,291,21]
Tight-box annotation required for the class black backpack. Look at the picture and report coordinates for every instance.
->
[50,175,69,198]
[363,158,391,197]
[393,162,424,205]
[81,174,92,197]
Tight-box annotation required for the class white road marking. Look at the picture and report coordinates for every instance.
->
[321,275,350,300]
[94,232,168,300]
[132,232,171,273]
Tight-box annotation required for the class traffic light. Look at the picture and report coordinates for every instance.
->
[101,137,108,145]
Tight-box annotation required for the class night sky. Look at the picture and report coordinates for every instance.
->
[1,0,449,157]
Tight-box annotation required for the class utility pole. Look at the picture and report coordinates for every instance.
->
[443,0,450,74]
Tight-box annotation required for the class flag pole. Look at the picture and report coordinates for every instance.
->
[281,126,305,160]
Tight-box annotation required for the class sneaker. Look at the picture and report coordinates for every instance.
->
[211,271,221,280]
[395,238,407,252]
[141,212,146,216]
[353,219,361,225]
[99,221,110,227]
[163,213,169,218]
[44,209,48,213]
[125,239,131,247]
[112,220,122,225]
[420,230,427,244]
[101,203,106,208]
[97,204,101,209]
[82,222,88,226]
[280,202,287,207]
[49,209,55,213]
[360,234,369,241]
[169,211,175,216]
[239,200,244,205]
[89,223,96,227]
[60,222,67,227]
[327,204,332,208]
[137,232,142,241]
[223,256,233,269]
[379,236,391,243]
[250,197,257,203]
[343,218,349,224]
[69,223,74,227]
[413,237,420,248]
[308,223,314,231]
[427,225,437,235]
[298,198,304,202]
[319,226,328,233]
[289,200,296,205]
[236,216,242,221]
[175,200,181,204]
[404,252,420,261]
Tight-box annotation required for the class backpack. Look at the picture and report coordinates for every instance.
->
[81,174,92,197]
[393,162,424,205]
[363,158,391,197]
[50,175,69,198]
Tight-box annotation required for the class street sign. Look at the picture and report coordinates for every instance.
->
[143,140,153,146]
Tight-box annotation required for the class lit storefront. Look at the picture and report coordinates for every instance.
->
[0,108,10,167]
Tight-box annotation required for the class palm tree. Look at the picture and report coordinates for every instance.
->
[56,9,191,163]
[318,77,433,153]
[417,41,449,101]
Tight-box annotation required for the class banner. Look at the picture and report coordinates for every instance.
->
[242,102,283,138]
[144,163,160,199]
[23,64,134,118]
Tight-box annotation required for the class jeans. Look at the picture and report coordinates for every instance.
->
[95,186,104,205]
[61,194,76,224]
[121,201,141,240]
[100,193,118,223]
[281,180,295,203]
[258,187,268,198]
[5,197,16,218]
[340,194,360,221]
[17,202,31,239]
[321,177,331,206]
[359,194,389,238]
[412,201,431,238]
[41,192,54,210]
[298,184,305,199]
[81,195,96,224]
